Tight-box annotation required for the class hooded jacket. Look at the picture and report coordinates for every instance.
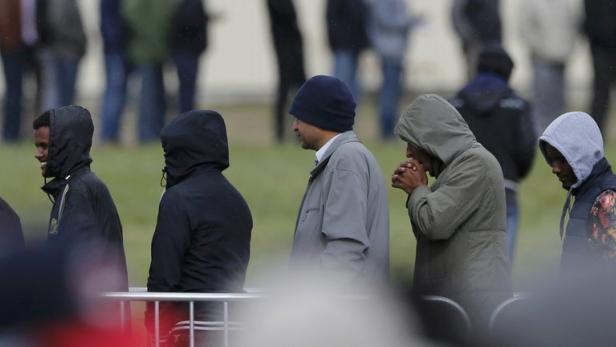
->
[42,106,128,291]
[395,94,512,327]
[147,110,252,326]
[451,73,536,186]
[290,131,390,284]
[0,197,24,257]
[539,112,616,271]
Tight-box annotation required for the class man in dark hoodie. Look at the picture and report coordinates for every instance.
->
[32,105,128,290]
[146,110,252,344]
[450,46,536,262]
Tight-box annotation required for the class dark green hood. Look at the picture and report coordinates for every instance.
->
[394,94,476,175]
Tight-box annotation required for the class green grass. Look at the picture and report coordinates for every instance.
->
[2,102,608,291]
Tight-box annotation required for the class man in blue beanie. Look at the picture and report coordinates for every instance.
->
[288,75,390,284]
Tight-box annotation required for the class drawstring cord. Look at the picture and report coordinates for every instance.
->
[559,188,573,240]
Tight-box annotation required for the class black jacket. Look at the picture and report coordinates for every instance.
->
[583,0,616,52]
[0,197,24,256]
[266,0,306,85]
[41,106,128,291]
[170,0,208,53]
[326,0,369,52]
[451,74,536,184]
[147,110,252,324]
[452,0,502,46]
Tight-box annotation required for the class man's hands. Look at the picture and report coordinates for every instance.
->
[392,157,428,194]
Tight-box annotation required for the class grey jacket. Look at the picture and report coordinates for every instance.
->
[395,94,512,327]
[290,131,390,283]
[364,0,416,60]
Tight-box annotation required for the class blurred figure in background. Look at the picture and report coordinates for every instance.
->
[99,0,130,144]
[122,0,175,143]
[32,106,128,291]
[147,110,252,345]
[539,112,616,273]
[518,0,576,134]
[266,0,306,143]
[451,46,536,262]
[170,0,209,113]
[326,0,369,101]
[392,94,512,330]
[0,0,40,142]
[583,0,616,132]
[364,0,420,140]
[0,196,24,257]
[451,0,502,80]
[37,0,86,109]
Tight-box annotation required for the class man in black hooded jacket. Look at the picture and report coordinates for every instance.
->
[32,105,128,290]
[146,110,252,343]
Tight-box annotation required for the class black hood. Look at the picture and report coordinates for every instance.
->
[455,73,512,116]
[161,110,229,188]
[46,105,94,179]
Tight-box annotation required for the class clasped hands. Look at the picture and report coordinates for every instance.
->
[391,157,428,194]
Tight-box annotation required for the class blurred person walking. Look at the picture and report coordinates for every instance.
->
[170,0,209,113]
[32,105,128,290]
[326,0,369,101]
[583,0,616,132]
[289,75,389,283]
[147,110,252,345]
[392,94,512,330]
[539,112,616,273]
[518,0,576,133]
[451,0,502,80]
[364,0,420,140]
[451,46,536,262]
[99,0,131,144]
[122,0,175,143]
[266,0,306,143]
[37,0,87,109]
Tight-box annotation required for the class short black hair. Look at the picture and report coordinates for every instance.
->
[33,111,51,129]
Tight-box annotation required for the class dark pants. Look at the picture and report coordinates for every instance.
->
[138,64,166,143]
[101,51,131,143]
[173,50,201,113]
[1,48,23,142]
[589,45,616,131]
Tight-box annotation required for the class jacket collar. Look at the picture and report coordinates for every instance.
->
[309,131,359,182]
[41,166,90,197]
[573,157,612,197]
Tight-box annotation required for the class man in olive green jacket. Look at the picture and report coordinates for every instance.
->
[392,94,512,329]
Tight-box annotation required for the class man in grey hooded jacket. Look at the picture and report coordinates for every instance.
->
[392,94,512,329]
[289,75,390,284]
[539,112,616,272]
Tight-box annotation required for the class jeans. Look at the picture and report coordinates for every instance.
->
[332,49,360,102]
[505,188,518,263]
[172,50,201,113]
[532,58,565,134]
[378,56,403,140]
[54,57,80,107]
[1,49,23,142]
[101,52,130,142]
[138,64,166,143]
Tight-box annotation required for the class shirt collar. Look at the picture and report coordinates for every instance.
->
[315,134,341,164]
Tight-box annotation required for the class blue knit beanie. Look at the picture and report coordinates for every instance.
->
[289,75,356,132]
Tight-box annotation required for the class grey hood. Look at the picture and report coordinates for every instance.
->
[539,112,604,189]
[394,94,477,176]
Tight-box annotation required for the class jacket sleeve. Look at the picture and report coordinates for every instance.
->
[514,101,537,179]
[319,167,370,277]
[407,155,487,241]
[57,187,102,246]
[147,191,191,292]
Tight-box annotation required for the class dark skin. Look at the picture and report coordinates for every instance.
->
[34,126,50,177]
[391,143,432,194]
[543,142,577,190]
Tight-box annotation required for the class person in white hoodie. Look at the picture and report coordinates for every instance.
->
[518,0,577,133]
[539,112,616,273]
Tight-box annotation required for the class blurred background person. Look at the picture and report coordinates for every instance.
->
[99,0,130,144]
[266,0,306,143]
[0,196,24,257]
[583,0,616,132]
[37,0,87,109]
[518,0,576,134]
[121,0,175,143]
[451,46,536,262]
[170,0,209,114]
[364,0,420,140]
[451,0,502,80]
[326,0,369,101]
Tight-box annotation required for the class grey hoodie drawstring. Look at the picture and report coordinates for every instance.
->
[559,188,573,240]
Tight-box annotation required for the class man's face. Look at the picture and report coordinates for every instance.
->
[406,143,433,176]
[544,143,577,189]
[34,126,50,177]
[292,118,322,151]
